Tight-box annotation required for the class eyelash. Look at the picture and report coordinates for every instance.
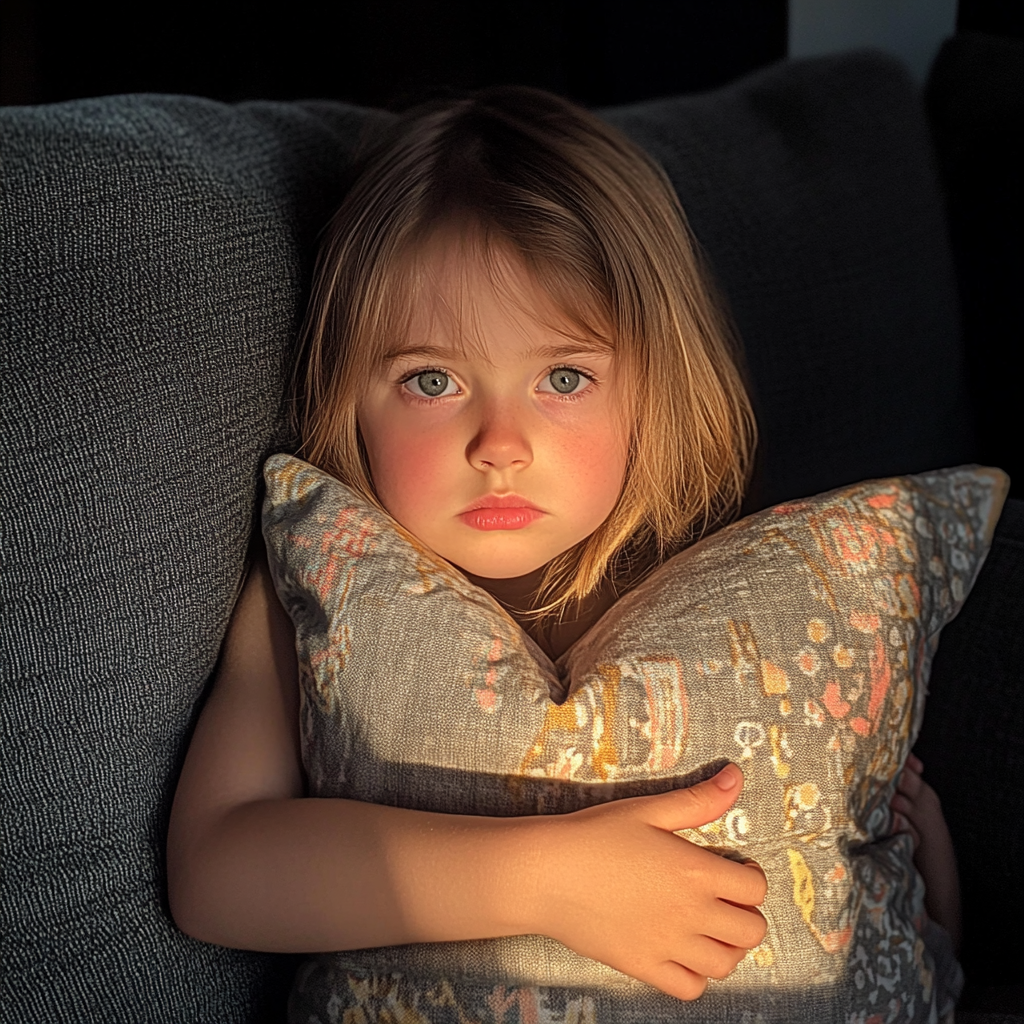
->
[396,364,599,402]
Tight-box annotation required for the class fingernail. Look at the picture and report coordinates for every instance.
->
[714,765,739,790]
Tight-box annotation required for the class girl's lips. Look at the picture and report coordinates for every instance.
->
[459,507,544,531]
[458,495,545,531]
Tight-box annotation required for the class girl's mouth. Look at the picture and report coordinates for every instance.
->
[459,495,545,531]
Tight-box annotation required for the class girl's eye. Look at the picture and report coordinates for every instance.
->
[539,367,588,395]
[404,370,457,398]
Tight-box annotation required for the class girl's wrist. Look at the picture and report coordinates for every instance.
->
[488,814,561,938]
[383,807,559,944]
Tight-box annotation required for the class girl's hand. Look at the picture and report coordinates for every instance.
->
[517,764,768,1001]
[890,753,962,950]
[891,752,932,850]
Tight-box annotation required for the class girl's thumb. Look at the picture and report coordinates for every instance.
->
[645,764,744,831]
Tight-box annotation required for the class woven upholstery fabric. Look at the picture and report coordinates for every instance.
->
[0,96,375,1023]
[264,455,1003,1023]
[916,497,1024,990]
[0,52,981,1024]
[602,52,975,509]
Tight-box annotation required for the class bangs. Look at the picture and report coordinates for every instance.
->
[374,220,616,368]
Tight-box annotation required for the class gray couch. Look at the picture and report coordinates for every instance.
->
[2,51,1020,1023]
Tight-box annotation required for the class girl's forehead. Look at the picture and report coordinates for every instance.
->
[386,227,613,362]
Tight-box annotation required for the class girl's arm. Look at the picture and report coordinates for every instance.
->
[166,545,768,1001]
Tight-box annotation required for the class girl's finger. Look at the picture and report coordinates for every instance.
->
[907,753,924,773]
[891,793,915,816]
[892,812,921,851]
[717,858,768,908]
[704,900,768,950]
[634,961,709,1002]
[641,765,743,832]
[897,769,922,798]
[905,820,921,851]
[686,935,751,980]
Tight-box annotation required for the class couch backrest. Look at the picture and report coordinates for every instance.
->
[0,53,973,1023]
[603,52,974,507]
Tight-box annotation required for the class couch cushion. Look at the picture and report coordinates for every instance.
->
[0,95,376,1024]
[916,497,1024,994]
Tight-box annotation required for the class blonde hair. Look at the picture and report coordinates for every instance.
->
[293,86,755,619]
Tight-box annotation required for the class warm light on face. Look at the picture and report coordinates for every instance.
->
[356,235,630,579]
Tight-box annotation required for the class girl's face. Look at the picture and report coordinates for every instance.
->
[357,236,630,580]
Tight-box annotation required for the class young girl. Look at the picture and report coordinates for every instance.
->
[167,86,959,1015]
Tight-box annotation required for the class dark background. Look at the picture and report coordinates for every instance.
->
[1,0,1019,503]
[0,0,1013,109]
[2,1,790,109]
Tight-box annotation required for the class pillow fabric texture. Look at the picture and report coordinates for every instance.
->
[1,52,981,1024]
[263,455,1005,1024]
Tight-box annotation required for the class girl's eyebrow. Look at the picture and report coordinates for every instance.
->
[384,340,612,362]
[528,340,614,359]
[384,344,463,362]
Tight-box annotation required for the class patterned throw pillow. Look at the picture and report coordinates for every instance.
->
[262,454,1005,1024]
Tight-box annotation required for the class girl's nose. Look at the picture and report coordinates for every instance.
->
[465,409,533,473]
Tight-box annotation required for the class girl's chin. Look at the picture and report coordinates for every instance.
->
[452,557,552,582]
[432,524,588,582]
[444,545,560,583]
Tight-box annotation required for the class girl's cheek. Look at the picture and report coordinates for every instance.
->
[555,417,629,501]
[543,384,630,477]
[368,423,457,520]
